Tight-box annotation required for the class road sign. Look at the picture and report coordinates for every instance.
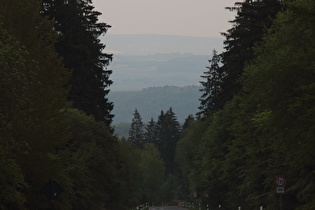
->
[276,187,285,193]
[274,176,286,187]
[42,179,64,200]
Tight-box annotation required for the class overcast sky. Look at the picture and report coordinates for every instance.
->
[93,0,237,37]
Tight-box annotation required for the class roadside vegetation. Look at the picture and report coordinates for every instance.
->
[0,0,314,209]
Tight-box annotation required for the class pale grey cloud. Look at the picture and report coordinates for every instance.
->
[93,0,236,37]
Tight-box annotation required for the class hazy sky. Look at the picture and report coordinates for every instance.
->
[93,0,237,37]
[92,0,238,91]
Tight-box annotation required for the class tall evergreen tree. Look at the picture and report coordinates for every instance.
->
[41,0,114,127]
[239,0,315,207]
[177,0,315,208]
[144,118,158,144]
[156,108,181,176]
[197,49,223,118]
[216,0,282,109]
[155,110,165,149]
[128,109,144,148]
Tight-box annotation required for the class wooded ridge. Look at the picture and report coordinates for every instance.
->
[109,85,201,124]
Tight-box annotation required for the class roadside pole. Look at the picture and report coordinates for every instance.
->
[274,176,286,210]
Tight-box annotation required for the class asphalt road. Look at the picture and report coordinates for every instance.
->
[150,207,187,210]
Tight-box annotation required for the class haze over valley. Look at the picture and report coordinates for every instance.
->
[102,34,224,91]
[102,34,221,127]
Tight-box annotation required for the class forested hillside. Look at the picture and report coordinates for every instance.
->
[110,85,200,124]
[1,0,314,209]
[0,0,182,209]
[176,0,315,209]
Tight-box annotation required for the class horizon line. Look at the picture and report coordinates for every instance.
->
[103,33,224,39]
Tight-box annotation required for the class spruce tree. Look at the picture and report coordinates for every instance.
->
[41,0,114,127]
[155,110,165,149]
[144,118,158,144]
[182,114,195,132]
[156,108,181,176]
[128,109,144,148]
[197,49,223,118]
[216,0,282,109]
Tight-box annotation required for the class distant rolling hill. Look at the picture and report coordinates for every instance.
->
[100,34,223,91]
[109,85,201,125]
[108,53,210,91]
[101,35,221,137]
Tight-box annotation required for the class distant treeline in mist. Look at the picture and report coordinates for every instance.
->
[110,85,201,124]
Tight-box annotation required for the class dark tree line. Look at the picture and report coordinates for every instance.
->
[199,0,282,116]
[2,0,313,209]
[0,0,166,209]
[42,0,114,127]
[197,49,223,118]
[178,0,315,209]
[128,107,182,177]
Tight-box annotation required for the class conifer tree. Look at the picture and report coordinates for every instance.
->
[216,0,282,109]
[41,0,114,127]
[197,49,223,118]
[128,109,144,148]
[156,108,181,176]
[144,118,158,144]
[177,0,315,208]
[182,114,195,133]
[154,110,165,149]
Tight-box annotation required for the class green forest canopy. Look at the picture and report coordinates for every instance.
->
[0,0,314,209]
[176,0,315,209]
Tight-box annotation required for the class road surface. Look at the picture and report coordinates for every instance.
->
[150,207,187,210]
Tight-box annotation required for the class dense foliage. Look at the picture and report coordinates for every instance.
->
[197,49,223,118]
[127,108,185,203]
[1,0,70,208]
[128,108,182,177]
[42,0,114,127]
[177,0,315,209]
[2,0,314,209]
[216,0,282,110]
[0,0,173,209]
